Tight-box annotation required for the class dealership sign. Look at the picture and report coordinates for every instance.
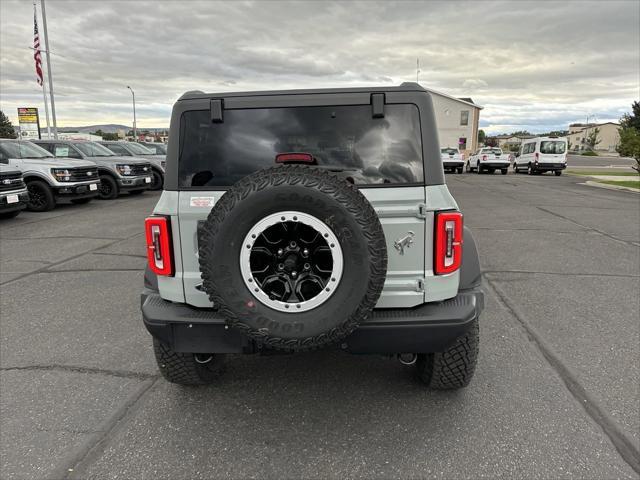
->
[17,107,41,139]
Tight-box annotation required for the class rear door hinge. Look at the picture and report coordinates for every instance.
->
[417,203,427,218]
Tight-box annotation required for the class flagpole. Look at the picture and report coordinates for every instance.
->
[41,74,52,139]
[34,1,51,139]
[40,0,58,139]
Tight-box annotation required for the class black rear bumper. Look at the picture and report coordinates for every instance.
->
[534,163,566,171]
[141,287,484,354]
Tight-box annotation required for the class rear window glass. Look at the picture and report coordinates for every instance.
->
[441,148,458,155]
[178,104,424,187]
[540,141,566,154]
[482,148,502,155]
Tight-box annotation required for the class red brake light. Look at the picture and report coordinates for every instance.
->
[482,155,487,161]
[435,212,463,275]
[275,152,316,164]
[535,152,539,161]
[145,216,174,276]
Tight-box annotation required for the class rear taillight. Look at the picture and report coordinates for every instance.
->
[535,152,539,161]
[482,155,487,161]
[145,216,174,276]
[434,212,463,275]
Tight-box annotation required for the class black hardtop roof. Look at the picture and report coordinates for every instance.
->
[178,82,428,101]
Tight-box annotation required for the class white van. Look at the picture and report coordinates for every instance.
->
[514,137,567,176]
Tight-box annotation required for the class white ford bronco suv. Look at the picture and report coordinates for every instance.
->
[141,83,484,389]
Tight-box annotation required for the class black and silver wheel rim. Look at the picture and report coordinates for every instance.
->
[27,184,46,209]
[240,211,343,313]
[99,179,112,197]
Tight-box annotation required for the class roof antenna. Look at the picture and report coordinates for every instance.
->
[416,58,420,84]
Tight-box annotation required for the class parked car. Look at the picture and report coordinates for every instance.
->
[0,165,29,219]
[0,139,99,211]
[139,142,167,156]
[141,83,484,389]
[98,141,164,190]
[466,147,510,174]
[34,140,153,200]
[440,147,465,173]
[514,137,568,175]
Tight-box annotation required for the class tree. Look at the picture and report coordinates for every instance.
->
[620,101,640,130]
[478,129,486,144]
[0,110,17,138]
[484,137,498,147]
[102,132,119,141]
[511,130,531,136]
[617,101,640,172]
[586,127,601,150]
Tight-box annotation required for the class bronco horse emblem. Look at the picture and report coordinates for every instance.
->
[394,231,415,255]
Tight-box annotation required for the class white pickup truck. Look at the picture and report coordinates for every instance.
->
[440,147,465,174]
[466,147,510,175]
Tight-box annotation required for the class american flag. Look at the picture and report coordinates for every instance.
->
[33,6,43,86]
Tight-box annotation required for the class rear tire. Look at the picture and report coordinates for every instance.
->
[415,319,479,389]
[153,338,225,385]
[477,162,482,174]
[501,169,508,175]
[555,170,562,176]
[98,174,119,200]
[457,167,463,174]
[26,180,55,212]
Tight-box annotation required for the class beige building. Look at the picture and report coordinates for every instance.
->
[494,134,535,150]
[428,89,482,157]
[567,122,620,152]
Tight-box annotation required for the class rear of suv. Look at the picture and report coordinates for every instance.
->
[34,140,153,199]
[141,83,484,389]
[0,139,99,211]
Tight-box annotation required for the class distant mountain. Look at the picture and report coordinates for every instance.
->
[58,124,130,134]
[57,125,170,134]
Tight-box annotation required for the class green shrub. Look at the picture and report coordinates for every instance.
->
[581,151,598,156]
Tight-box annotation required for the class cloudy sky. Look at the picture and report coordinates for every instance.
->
[1,0,638,133]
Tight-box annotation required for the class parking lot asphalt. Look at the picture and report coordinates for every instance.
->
[566,153,636,169]
[1,172,639,479]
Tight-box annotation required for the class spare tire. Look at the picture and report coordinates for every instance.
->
[198,165,387,351]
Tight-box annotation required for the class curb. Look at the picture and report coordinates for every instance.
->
[582,181,640,194]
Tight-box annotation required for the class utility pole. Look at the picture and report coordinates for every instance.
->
[127,86,137,140]
[40,0,58,138]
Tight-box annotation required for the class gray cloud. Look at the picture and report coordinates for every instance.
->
[0,0,638,133]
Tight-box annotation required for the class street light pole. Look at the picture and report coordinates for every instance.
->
[127,86,136,141]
